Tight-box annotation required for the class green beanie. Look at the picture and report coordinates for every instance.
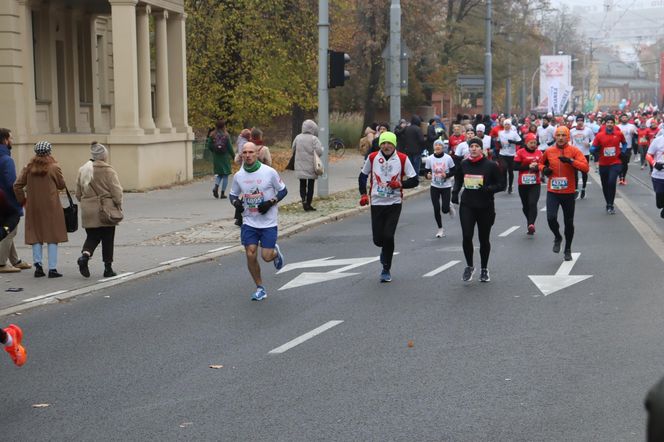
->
[378,131,397,147]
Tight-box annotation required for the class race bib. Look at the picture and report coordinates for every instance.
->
[432,174,445,186]
[521,173,537,185]
[464,174,484,190]
[376,184,395,198]
[550,177,568,190]
[640,137,649,145]
[603,146,616,157]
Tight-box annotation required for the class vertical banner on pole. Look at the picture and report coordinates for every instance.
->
[540,55,571,112]
[659,52,664,109]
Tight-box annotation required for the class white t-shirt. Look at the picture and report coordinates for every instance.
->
[497,128,521,156]
[230,164,286,228]
[361,151,417,206]
[454,142,469,159]
[481,135,492,150]
[425,153,455,189]
[537,125,556,151]
[618,123,637,147]
[648,136,664,180]
[570,127,594,156]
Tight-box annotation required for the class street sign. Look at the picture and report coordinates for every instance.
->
[456,74,485,92]
[528,253,592,296]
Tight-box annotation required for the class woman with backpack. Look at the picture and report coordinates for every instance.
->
[206,118,235,199]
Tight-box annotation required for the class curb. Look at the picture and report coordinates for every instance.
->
[0,184,430,318]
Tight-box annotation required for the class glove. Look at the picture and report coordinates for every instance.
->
[558,156,573,164]
[655,163,664,171]
[388,178,402,189]
[542,167,553,177]
[257,199,275,215]
[232,199,244,213]
[359,194,369,206]
[451,192,459,205]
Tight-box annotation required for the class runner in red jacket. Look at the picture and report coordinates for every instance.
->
[591,114,627,214]
[514,134,542,235]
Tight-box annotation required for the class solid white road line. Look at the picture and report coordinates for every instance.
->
[423,260,461,278]
[22,290,68,304]
[159,257,189,265]
[498,225,520,237]
[268,320,344,354]
[98,272,135,283]
[207,246,232,253]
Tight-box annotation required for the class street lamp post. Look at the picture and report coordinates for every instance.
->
[530,65,541,111]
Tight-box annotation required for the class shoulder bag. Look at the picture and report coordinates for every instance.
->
[90,181,124,225]
[63,187,78,233]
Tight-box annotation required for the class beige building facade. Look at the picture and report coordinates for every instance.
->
[0,0,193,190]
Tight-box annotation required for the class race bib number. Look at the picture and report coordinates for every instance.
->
[464,174,484,190]
[550,177,568,190]
[521,173,537,185]
[376,184,395,198]
[603,146,616,157]
[640,137,649,145]
[432,174,445,186]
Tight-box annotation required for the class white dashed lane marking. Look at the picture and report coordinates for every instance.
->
[159,257,189,265]
[268,321,344,354]
[423,260,461,278]
[498,226,520,237]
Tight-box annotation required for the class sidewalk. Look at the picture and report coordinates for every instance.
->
[0,153,382,315]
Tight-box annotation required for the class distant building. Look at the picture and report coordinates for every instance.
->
[0,0,193,190]
[593,49,658,109]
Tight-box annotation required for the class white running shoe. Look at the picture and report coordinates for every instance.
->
[435,228,445,238]
[449,205,456,218]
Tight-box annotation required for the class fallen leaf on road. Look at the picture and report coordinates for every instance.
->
[209,365,224,369]
[32,403,50,408]
[407,340,414,348]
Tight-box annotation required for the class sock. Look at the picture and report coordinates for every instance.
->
[3,332,12,347]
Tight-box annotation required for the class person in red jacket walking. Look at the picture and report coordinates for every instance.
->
[591,114,627,215]
[514,134,543,234]
[540,126,590,261]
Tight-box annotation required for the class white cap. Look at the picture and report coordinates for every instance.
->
[476,124,485,132]
[503,119,512,126]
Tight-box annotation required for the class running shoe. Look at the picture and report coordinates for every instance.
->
[660,208,664,219]
[380,269,392,283]
[435,228,445,238]
[607,206,616,215]
[273,244,284,270]
[480,268,490,282]
[634,155,640,163]
[618,178,625,186]
[527,224,535,235]
[3,324,26,367]
[462,266,475,282]
[641,165,646,170]
[251,286,267,301]
[580,188,586,199]
[552,237,562,253]
[563,250,573,261]
[449,205,456,218]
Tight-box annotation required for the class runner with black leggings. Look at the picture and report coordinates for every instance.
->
[540,126,589,261]
[451,137,505,282]
[424,139,456,238]
[513,133,542,235]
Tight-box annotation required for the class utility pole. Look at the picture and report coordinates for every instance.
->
[521,66,526,114]
[505,35,512,116]
[484,0,492,116]
[389,0,401,130]
[317,0,329,197]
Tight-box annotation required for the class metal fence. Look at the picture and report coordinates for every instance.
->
[192,140,213,177]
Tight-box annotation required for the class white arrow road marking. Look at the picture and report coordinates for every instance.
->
[528,253,592,296]
[279,272,359,290]
[276,257,336,274]
[498,226,520,237]
[269,321,343,354]
[423,260,461,278]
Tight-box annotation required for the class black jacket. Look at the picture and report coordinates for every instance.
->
[452,156,505,208]
[402,116,425,155]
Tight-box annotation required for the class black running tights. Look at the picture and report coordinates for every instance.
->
[459,204,495,268]
[430,186,451,228]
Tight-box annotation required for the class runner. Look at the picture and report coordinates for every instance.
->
[359,131,418,282]
[617,113,637,185]
[229,142,287,301]
[1,324,25,366]
[540,126,589,261]
[591,114,627,214]
[496,119,522,194]
[451,137,505,282]
[637,120,654,171]
[513,133,542,234]
[646,134,664,218]
[452,128,475,166]
[424,139,456,238]
[570,114,594,199]
[537,116,556,152]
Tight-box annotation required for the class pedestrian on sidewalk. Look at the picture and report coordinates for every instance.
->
[359,131,418,283]
[235,128,251,158]
[229,142,287,301]
[293,119,324,211]
[75,143,124,278]
[250,127,272,166]
[207,118,234,199]
[0,128,30,273]
[13,141,68,278]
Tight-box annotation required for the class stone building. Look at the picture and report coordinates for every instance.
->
[0,0,193,190]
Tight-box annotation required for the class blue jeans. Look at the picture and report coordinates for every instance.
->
[408,154,421,176]
[599,164,622,207]
[32,243,58,270]
[214,174,229,192]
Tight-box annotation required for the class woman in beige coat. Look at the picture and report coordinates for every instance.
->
[75,143,123,278]
[13,141,68,278]
[293,119,324,211]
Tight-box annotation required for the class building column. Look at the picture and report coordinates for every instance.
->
[136,5,155,132]
[109,0,142,136]
[89,15,102,133]
[45,3,60,133]
[154,9,173,133]
[64,10,81,132]
[167,12,192,134]
[18,0,36,135]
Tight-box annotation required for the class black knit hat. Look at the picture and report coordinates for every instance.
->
[468,137,484,148]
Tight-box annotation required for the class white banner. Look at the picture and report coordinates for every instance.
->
[559,86,574,113]
[548,82,560,114]
[540,55,572,112]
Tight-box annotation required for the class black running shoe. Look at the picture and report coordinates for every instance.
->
[552,237,562,253]
[462,266,475,282]
[480,268,490,282]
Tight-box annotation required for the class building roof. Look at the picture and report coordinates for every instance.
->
[599,78,658,90]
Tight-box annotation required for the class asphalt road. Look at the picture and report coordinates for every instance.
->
[2,177,664,441]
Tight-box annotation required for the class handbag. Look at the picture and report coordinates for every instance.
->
[90,182,124,225]
[314,150,324,176]
[63,187,78,233]
[285,149,295,170]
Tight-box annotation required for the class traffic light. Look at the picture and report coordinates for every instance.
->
[329,50,350,88]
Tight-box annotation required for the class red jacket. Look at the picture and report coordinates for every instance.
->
[514,148,543,185]
[638,128,654,147]
[540,144,589,194]
[448,134,465,152]
[592,129,626,166]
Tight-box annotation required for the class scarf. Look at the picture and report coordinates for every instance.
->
[243,160,262,173]
[469,154,484,163]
